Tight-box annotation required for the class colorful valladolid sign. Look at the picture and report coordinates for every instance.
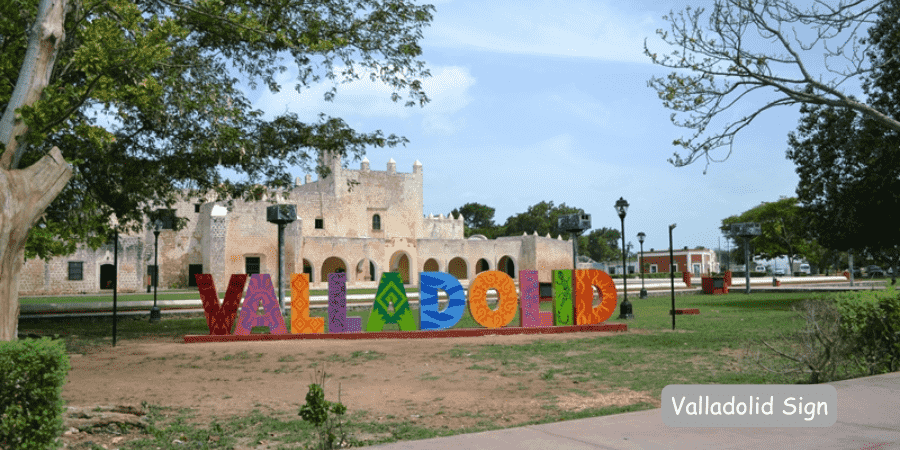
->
[184,270,627,343]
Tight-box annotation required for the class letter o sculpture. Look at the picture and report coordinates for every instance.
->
[468,271,518,328]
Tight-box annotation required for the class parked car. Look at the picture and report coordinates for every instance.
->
[799,263,811,275]
[853,267,863,277]
[755,265,766,272]
[774,268,786,275]
[867,265,885,278]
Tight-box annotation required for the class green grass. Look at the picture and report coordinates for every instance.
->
[22,290,883,449]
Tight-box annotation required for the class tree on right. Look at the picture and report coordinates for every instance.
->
[786,0,900,282]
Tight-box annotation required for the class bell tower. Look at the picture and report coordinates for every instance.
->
[316,149,343,196]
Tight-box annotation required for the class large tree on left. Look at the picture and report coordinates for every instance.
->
[0,0,434,340]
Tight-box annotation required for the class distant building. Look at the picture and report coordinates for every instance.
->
[608,247,720,276]
[19,152,574,295]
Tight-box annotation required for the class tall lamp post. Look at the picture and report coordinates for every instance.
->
[615,197,633,319]
[669,223,677,330]
[638,232,647,299]
[150,219,162,323]
[267,204,297,317]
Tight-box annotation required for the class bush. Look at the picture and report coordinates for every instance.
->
[299,366,348,450]
[750,299,857,384]
[0,338,70,450]
[834,288,900,376]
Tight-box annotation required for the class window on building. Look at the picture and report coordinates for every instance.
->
[650,264,658,273]
[194,204,201,213]
[628,265,635,274]
[246,257,260,275]
[672,264,678,272]
[372,214,381,230]
[68,262,83,281]
[315,218,323,229]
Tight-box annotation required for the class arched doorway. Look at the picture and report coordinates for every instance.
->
[475,258,490,274]
[389,251,411,284]
[356,258,377,281]
[423,258,439,273]
[448,257,467,280]
[303,259,314,281]
[100,264,115,290]
[321,257,346,282]
[498,256,515,278]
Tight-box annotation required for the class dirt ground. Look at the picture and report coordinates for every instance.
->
[60,331,660,448]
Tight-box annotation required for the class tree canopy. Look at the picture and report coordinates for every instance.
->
[721,197,811,271]
[2,0,434,259]
[785,0,899,259]
[0,0,434,339]
[645,0,900,171]
[450,202,499,238]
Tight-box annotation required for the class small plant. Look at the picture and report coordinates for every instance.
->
[298,366,348,450]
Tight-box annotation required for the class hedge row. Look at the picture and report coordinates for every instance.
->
[0,338,70,450]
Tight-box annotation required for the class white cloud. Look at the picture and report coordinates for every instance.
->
[428,0,660,63]
[252,65,475,135]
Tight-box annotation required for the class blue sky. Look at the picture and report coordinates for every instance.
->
[237,0,869,254]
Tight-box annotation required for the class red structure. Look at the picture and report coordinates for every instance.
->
[701,270,732,295]
[636,248,719,276]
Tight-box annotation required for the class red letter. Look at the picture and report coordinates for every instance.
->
[196,274,247,335]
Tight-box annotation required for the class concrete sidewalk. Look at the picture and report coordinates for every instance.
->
[363,372,900,450]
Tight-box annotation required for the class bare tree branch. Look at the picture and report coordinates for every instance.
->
[646,0,899,169]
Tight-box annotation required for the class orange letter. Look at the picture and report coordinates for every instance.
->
[574,269,618,325]
[290,273,324,334]
[468,271,518,328]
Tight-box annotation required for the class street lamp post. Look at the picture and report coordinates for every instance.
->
[669,223,677,330]
[615,197,633,319]
[638,232,647,299]
[150,219,162,323]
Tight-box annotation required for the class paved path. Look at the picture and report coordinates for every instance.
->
[363,371,900,450]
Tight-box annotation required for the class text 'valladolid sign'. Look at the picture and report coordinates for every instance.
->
[184,269,627,343]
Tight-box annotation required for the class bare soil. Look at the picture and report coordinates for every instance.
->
[60,331,659,448]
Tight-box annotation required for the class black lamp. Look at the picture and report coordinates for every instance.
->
[638,232,647,299]
[150,218,162,323]
[615,197,633,319]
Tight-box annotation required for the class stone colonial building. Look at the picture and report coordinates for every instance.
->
[19,152,574,295]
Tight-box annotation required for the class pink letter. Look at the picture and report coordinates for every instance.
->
[518,270,553,327]
[234,274,289,335]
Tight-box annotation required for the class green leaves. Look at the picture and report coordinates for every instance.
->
[298,368,348,450]
[3,0,434,259]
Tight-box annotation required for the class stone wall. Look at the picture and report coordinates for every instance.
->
[19,154,576,295]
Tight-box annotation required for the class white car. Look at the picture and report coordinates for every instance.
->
[774,268,786,275]
[799,264,811,275]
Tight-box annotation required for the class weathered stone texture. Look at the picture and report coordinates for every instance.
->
[21,154,573,294]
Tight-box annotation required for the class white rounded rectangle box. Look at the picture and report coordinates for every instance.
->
[661,384,837,427]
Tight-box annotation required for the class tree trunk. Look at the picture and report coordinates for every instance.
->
[0,148,72,340]
[0,0,72,340]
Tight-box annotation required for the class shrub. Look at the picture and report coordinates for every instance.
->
[834,287,900,376]
[749,299,856,384]
[299,367,348,450]
[0,338,70,450]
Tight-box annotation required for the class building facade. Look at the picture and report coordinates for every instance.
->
[19,153,575,295]
[604,247,720,276]
[639,247,720,276]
